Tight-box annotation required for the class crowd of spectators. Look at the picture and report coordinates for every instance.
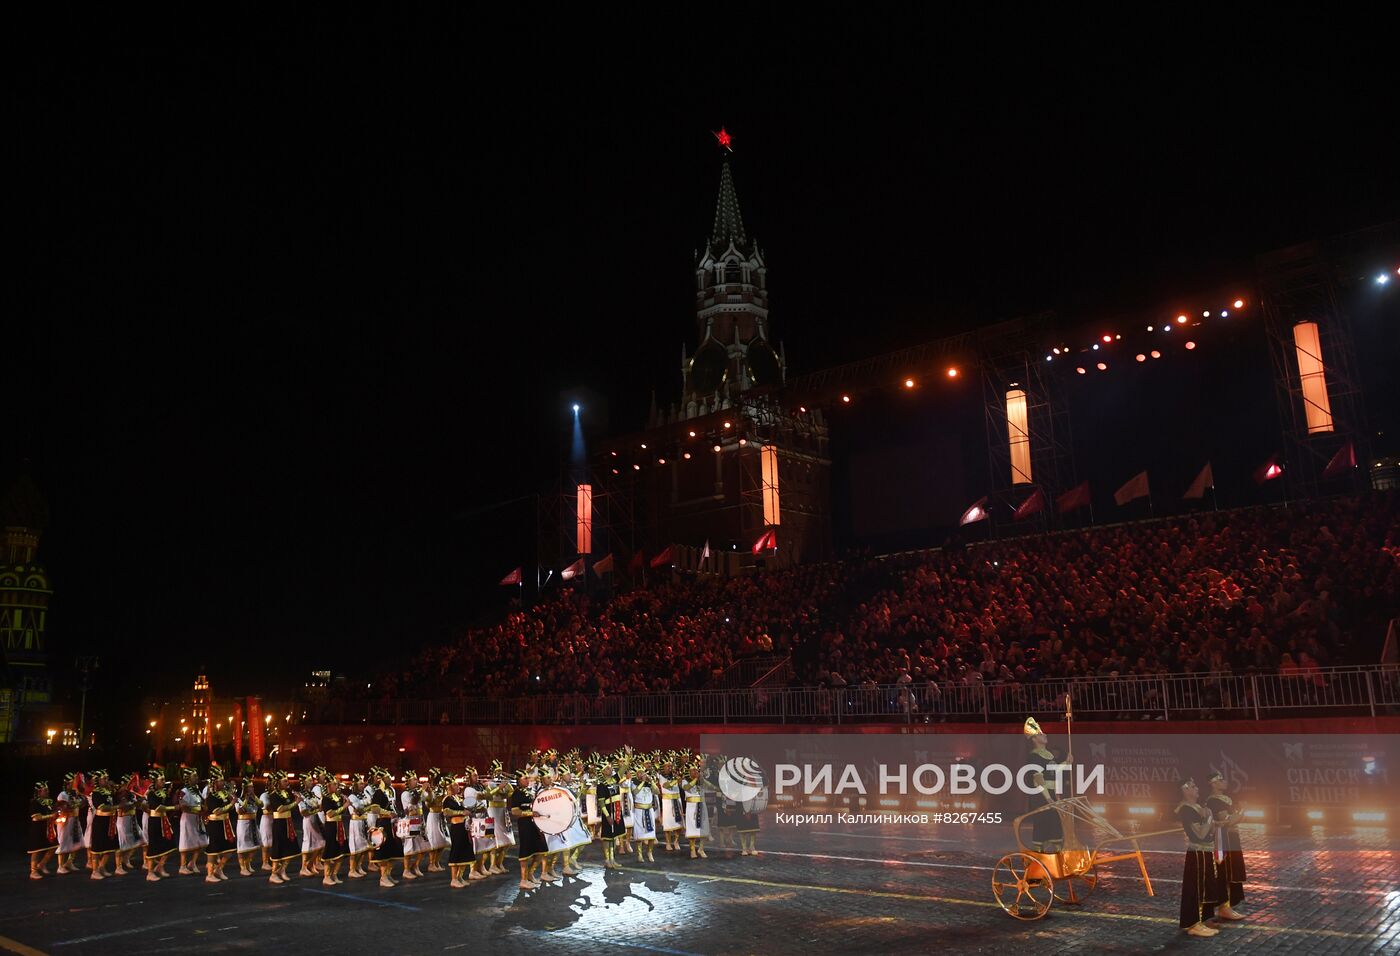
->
[361,495,1398,702]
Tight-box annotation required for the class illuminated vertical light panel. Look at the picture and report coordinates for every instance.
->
[575,483,593,554]
[1006,388,1032,484]
[1292,321,1333,433]
[760,444,781,526]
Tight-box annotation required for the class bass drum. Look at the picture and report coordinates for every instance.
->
[530,786,578,836]
[368,827,386,848]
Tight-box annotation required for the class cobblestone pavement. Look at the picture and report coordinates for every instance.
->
[1,820,1395,955]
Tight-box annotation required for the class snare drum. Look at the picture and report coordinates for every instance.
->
[530,786,578,836]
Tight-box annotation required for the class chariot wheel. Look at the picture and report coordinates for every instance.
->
[992,852,1054,920]
[1052,863,1098,904]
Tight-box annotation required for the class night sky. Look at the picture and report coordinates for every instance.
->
[10,12,1399,715]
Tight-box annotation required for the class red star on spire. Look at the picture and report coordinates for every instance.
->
[712,127,733,152]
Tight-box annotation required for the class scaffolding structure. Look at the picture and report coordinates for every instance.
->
[1258,237,1373,500]
[536,466,636,593]
[979,313,1076,536]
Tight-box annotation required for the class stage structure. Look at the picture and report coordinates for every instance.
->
[1258,228,1384,500]
[536,468,636,592]
[978,312,1076,536]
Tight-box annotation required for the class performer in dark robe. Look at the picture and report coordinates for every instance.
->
[87,770,119,880]
[1205,771,1247,921]
[597,762,627,870]
[142,769,179,880]
[1023,716,1064,852]
[367,768,405,887]
[318,775,348,886]
[1176,777,1226,937]
[28,782,59,880]
[263,771,301,885]
[202,769,236,883]
[510,767,548,888]
[441,776,476,888]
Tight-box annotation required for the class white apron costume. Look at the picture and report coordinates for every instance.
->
[179,787,209,851]
[632,783,657,841]
[258,791,274,849]
[118,807,146,850]
[57,791,83,854]
[399,788,428,855]
[659,776,683,833]
[426,790,451,851]
[584,778,601,827]
[300,794,325,853]
[346,791,370,855]
[684,780,711,840]
[236,797,261,853]
[463,787,494,854]
[489,788,515,849]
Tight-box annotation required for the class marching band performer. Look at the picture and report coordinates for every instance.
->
[87,770,119,880]
[113,772,144,875]
[1205,771,1247,922]
[441,774,477,887]
[318,774,349,886]
[658,758,684,852]
[142,768,179,881]
[510,766,549,888]
[203,768,236,883]
[398,770,429,879]
[425,768,451,873]
[55,772,84,874]
[258,772,275,872]
[683,758,711,859]
[1177,777,1226,938]
[630,763,657,862]
[734,761,762,857]
[615,750,634,857]
[367,768,405,888]
[461,766,493,880]
[596,760,626,869]
[235,777,262,876]
[344,771,372,879]
[263,770,301,885]
[486,760,514,876]
[583,760,601,840]
[298,773,325,877]
[177,768,208,875]
[28,781,59,880]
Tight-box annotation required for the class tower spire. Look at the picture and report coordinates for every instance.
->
[709,158,749,254]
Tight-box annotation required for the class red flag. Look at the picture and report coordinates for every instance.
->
[498,567,522,586]
[247,697,265,765]
[1323,441,1355,480]
[1183,462,1214,500]
[1253,455,1284,485]
[1114,470,1150,506]
[592,553,614,576]
[751,528,777,553]
[1012,488,1045,521]
[701,540,711,561]
[561,557,585,580]
[649,545,675,568]
[959,497,989,526]
[1056,481,1091,514]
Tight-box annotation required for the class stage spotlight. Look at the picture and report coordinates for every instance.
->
[641,443,647,450]
[1102,334,1112,343]
[723,421,733,428]
[1233,299,1244,309]
[1379,273,1392,285]
[688,430,696,437]
[798,406,807,413]
[1053,347,1061,355]
[946,367,958,378]
[739,438,747,446]
[904,377,915,388]
[1185,340,1197,350]
[1096,362,1107,371]
[1147,325,1154,331]
[1203,310,1211,317]
[572,403,580,413]
[1076,367,1086,374]
[683,452,691,460]
[1163,324,1172,332]
[610,451,618,457]
[841,394,851,403]
[1092,343,1100,350]
[658,458,665,465]
[1176,314,1187,324]
[713,444,722,452]
[1151,350,1162,359]
[611,468,619,475]
[1136,353,1146,362]
[1220,309,1229,317]
[633,464,640,471]
[1115,334,1121,340]
[1046,355,1053,362]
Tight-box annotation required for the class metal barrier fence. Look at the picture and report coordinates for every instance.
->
[302,664,1400,726]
